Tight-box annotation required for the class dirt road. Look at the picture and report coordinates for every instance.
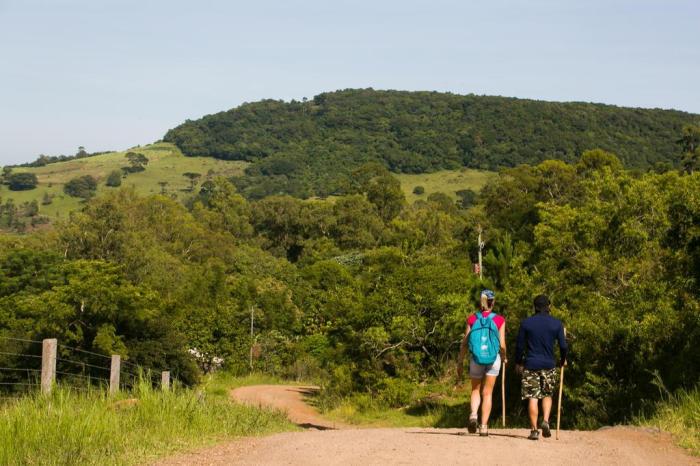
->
[155,385,697,466]
[229,384,344,430]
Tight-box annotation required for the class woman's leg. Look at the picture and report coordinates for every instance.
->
[470,377,482,418]
[480,375,497,425]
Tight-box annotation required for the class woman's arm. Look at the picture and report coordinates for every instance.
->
[499,324,507,364]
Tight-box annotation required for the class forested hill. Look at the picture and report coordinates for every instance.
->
[164,89,697,198]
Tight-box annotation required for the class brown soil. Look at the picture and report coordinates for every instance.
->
[229,384,344,430]
[154,385,698,466]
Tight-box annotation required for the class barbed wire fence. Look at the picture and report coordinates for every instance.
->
[0,336,175,401]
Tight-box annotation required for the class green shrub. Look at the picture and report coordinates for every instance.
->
[7,173,38,191]
[455,188,477,208]
[106,170,122,187]
[378,378,417,408]
[412,185,425,195]
[64,175,97,198]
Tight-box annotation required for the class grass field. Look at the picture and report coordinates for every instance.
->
[1,143,248,219]
[396,169,495,203]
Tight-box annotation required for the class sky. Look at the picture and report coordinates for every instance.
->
[1,0,699,165]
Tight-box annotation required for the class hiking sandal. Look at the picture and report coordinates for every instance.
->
[541,420,551,438]
[468,415,478,434]
[528,430,539,440]
[479,424,489,437]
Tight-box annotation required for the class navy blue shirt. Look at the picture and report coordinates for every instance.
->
[514,312,568,370]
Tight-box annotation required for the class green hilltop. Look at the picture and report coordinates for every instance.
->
[164,88,698,198]
[2,88,698,225]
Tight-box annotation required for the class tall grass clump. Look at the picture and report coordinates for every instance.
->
[0,378,294,465]
[639,387,700,456]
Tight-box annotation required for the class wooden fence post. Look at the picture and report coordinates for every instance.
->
[110,355,121,395]
[41,338,57,395]
[161,371,170,391]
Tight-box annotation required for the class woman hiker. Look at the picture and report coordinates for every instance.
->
[456,289,507,436]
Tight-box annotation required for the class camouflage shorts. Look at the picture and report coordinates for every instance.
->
[521,368,558,400]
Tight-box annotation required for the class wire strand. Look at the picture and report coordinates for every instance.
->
[0,336,43,344]
[0,367,41,372]
[58,344,112,360]
[57,357,111,372]
[0,351,42,359]
[55,371,109,383]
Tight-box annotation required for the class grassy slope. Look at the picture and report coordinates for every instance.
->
[1,143,248,219]
[2,148,494,221]
[396,169,495,203]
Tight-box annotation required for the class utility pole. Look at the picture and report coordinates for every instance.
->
[477,225,484,281]
[249,306,254,370]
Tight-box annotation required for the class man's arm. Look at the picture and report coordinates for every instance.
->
[456,324,470,381]
[514,323,526,364]
[558,323,568,366]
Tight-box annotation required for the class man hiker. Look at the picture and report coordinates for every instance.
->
[514,294,568,440]
[456,289,507,437]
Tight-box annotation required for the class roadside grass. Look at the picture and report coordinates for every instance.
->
[319,381,482,429]
[396,168,495,203]
[638,387,700,456]
[323,395,462,428]
[0,379,294,466]
[2,143,248,220]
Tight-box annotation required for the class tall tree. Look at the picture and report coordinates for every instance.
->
[678,124,700,174]
[125,152,149,173]
[183,172,202,192]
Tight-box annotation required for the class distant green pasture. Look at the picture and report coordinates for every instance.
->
[1,143,248,219]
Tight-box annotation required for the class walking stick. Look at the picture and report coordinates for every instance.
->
[556,365,564,440]
[501,361,506,427]
[556,326,567,440]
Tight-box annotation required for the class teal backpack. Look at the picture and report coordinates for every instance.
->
[469,312,500,365]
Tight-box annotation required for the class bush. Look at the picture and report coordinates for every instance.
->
[378,378,418,408]
[456,189,477,208]
[105,170,122,187]
[64,175,97,199]
[7,173,38,191]
[412,185,425,195]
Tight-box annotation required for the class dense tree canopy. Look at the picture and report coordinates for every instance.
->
[164,89,698,198]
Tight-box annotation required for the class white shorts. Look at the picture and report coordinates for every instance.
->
[469,353,501,379]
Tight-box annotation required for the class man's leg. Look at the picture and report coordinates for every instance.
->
[480,375,497,426]
[542,396,552,423]
[528,398,539,430]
